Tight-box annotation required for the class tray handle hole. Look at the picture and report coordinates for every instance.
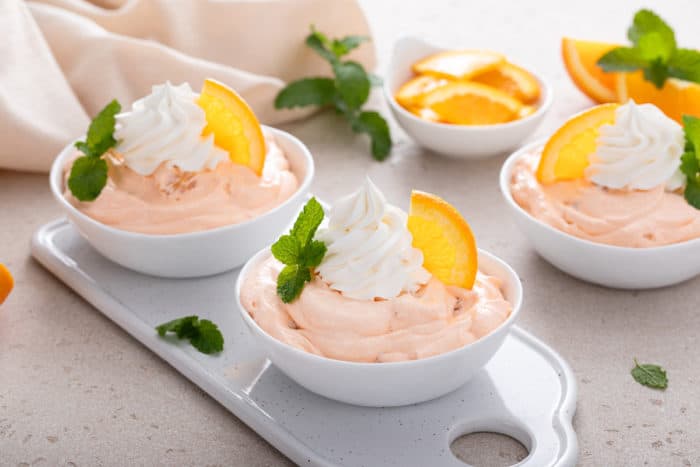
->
[451,431,529,466]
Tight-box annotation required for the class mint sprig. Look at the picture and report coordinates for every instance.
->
[156,315,224,354]
[275,26,391,161]
[68,99,121,201]
[680,115,700,209]
[271,197,327,303]
[631,359,668,390]
[597,9,700,89]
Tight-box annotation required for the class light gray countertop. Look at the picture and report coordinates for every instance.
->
[1,1,698,465]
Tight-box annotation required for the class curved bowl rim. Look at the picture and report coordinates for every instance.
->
[499,139,700,253]
[235,247,523,370]
[49,125,315,240]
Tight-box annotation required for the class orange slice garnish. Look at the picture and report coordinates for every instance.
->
[0,264,14,305]
[408,191,478,289]
[412,50,505,80]
[536,103,618,184]
[616,71,700,123]
[561,38,619,103]
[422,81,523,125]
[472,62,541,104]
[395,75,449,109]
[198,79,266,175]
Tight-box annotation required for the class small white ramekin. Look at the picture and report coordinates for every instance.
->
[384,36,553,159]
[235,248,523,407]
[49,126,314,278]
[500,140,700,289]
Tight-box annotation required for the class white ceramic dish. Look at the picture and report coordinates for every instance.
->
[236,247,523,407]
[384,36,553,159]
[49,126,314,278]
[500,140,700,289]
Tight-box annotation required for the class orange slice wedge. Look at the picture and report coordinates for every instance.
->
[395,75,449,109]
[472,62,541,104]
[198,79,266,175]
[422,81,523,125]
[407,191,478,290]
[0,264,14,305]
[616,71,700,123]
[413,50,505,80]
[536,103,618,184]
[562,38,619,103]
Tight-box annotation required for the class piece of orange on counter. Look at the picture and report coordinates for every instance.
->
[472,62,541,104]
[198,79,266,175]
[422,81,523,125]
[412,50,505,80]
[408,191,478,290]
[537,103,618,184]
[0,264,14,305]
[561,38,619,103]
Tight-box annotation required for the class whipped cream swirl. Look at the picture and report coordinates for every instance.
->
[316,179,431,301]
[586,100,685,191]
[114,82,228,175]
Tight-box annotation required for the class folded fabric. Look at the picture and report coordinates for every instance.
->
[0,0,375,172]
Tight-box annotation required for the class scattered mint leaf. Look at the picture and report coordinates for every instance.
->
[271,234,301,265]
[353,111,392,161]
[631,359,668,390]
[67,156,108,202]
[156,315,224,355]
[272,197,326,303]
[68,99,121,201]
[277,264,312,303]
[597,9,700,89]
[274,78,335,109]
[274,26,392,160]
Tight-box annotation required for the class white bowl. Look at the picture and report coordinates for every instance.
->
[500,140,700,289]
[50,126,314,278]
[236,248,523,407]
[384,36,553,159]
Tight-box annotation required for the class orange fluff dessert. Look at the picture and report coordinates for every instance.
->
[63,80,299,235]
[241,180,512,363]
[510,101,700,247]
[395,50,541,125]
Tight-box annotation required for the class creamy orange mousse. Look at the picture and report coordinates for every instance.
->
[63,134,298,235]
[241,255,510,363]
[511,151,700,247]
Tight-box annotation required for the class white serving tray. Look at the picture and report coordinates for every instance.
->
[31,219,578,467]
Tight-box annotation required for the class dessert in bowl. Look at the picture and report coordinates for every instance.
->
[236,179,522,406]
[50,80,313,278]
[384,36,552,159]
[500,100,700,288]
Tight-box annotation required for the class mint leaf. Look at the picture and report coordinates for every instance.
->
[274,78,335,109]
[353,111,392,161]
[290,197,325,245]
[637,31,675,62]
[271,234,301,265]
[643,58,670,88]
[681,116,700,209]
[67,156,108,201]
[684,181,700,209]
[76,99,121,158]
[333,61,371,111]
[156,315,224,355]
[628,9,675,50]
[306,29,336,63]
[680,151,699,182]
[668,49,700,83]
[277,264,312,303]
[682,115,700,154]
[597,47,647,72]
[631,359,668,389]
[330,36,368,57]
[301,240,327,268]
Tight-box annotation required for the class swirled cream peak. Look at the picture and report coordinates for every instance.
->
[586,101,685,191]
[316,179,431,300]
[114,82,228,175]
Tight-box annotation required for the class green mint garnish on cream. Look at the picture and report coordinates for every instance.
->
[271,197,327,303]
[68,99,121,201]
[680,115,700,209]
[597,9,700,89]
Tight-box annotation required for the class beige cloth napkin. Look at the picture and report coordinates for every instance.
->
[0,0,375,172]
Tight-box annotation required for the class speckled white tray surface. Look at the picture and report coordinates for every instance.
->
[31,218,578,467]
